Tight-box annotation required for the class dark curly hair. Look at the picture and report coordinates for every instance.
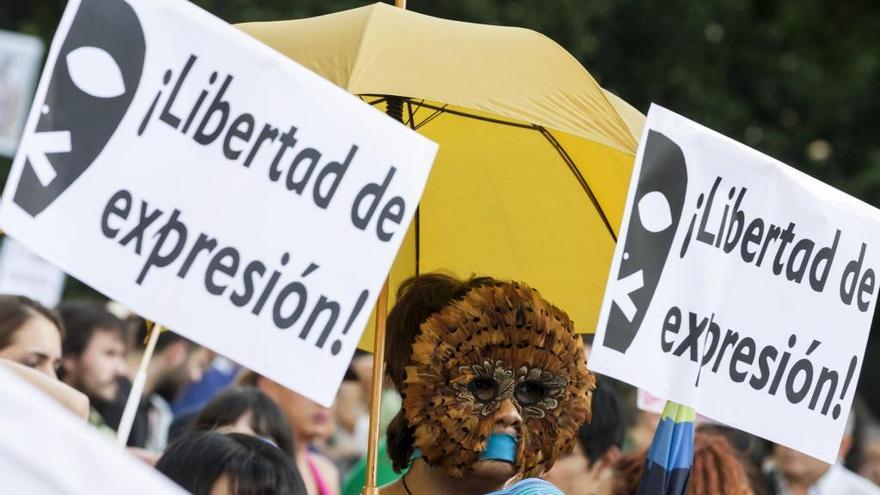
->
[384,273,497,473]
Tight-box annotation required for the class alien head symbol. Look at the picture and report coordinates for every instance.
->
[13,0,145,217]
[602,130,688,353]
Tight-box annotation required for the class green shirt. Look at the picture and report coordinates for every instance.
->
[341,440,404,495]
[88,407,117,437]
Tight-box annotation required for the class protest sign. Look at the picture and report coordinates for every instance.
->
[590,105,880,462]
[0,0,437,406]
[0,30,43,157]
[0,235,66,307]
[636,389,713,426]
[0,366,186,494]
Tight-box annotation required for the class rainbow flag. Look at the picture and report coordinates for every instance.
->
[635,401,695,495]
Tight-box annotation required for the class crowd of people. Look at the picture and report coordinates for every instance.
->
[2,273,880,495]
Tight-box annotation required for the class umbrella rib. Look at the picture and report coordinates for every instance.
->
[414,105,447,130]
[359,96,533,129]
[358,96,618,245]
[364,96,387,106]
[405,99,417,129]
[405,99,421,277]
[416,102,534,129]
[537,126,618,243]
[410,99,426,117]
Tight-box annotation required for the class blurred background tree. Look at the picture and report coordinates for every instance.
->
[2,0,880,410]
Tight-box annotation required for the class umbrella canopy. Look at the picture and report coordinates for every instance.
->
[238,3,644,348]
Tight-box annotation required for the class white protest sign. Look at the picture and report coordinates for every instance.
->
[636,388,713,425]
[0,0,437,406]
[0,235,66,307]
[0,30,44,157]
[590,105,880,463]
[0,366,186,494]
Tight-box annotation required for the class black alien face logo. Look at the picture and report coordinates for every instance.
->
[602,130,688,353]
[13,0,145,217]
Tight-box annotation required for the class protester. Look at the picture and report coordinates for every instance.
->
[172,354,241,416]
[543,378,625,494]
[167,358,245,443]
[376,274,595,494]
[57,300,129,431]
[0,357,89,419]
[127,322,213,451]
[609,448,645,495]
[90,314,153,433]
[341,441,400,495]
[331,359,370,471]
[626,409,661,454]
[698,423,772,495]
[242,371,340,495]
[192,386,296,458]
[485,478,566,495]
[0,294,64,378]
[858,423,880,487]
[338,351,405,495]
[341,350,401,449]
[771,442,880,494]
[333,351,376,464]
[0,295,94,420]
[766,407,880,494]
[688,433,754,495]
[156,430,307,494]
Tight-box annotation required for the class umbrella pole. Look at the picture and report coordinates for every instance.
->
[363,278,390,495]
[116,322,162,446]
[363,1,405,486]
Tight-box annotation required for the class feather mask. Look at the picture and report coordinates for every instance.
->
[402,281,596,478]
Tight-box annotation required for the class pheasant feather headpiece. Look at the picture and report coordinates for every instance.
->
[402,281,595,478]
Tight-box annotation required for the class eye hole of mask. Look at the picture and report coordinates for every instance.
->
[468,376,500,403]
[514,380,548,405]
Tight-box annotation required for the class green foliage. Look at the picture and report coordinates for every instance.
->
[416,0,880,204]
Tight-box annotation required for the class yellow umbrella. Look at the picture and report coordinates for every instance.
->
[238,3,644,345]
[238,3,644,492]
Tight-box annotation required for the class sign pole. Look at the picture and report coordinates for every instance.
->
[116,322,162,447]
[362,279,390,495]
[363,1,406,486]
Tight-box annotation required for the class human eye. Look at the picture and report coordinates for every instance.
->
[514,380,548,405]
[468,376,500,403]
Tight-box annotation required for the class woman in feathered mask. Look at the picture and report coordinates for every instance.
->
[378,274,596,494]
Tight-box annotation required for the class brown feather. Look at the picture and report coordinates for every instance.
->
[402,281,596,478]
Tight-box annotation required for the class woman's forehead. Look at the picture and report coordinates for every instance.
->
[13,315,62,352]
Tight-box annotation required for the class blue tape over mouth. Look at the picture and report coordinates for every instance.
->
[479,433,518,463]
[412,433,518,463]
